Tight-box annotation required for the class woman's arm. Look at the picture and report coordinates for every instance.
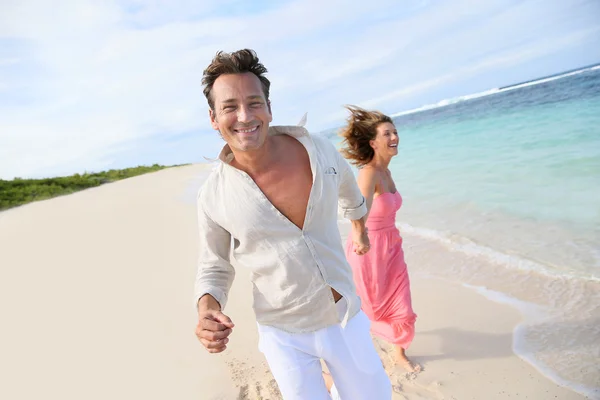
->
[357,166,378,222]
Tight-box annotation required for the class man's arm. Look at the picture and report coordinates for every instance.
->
[194,194,235,353]
[336,152,368,222]
[336,150,371,255]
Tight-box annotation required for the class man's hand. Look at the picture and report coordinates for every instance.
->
[351,217,371,256]
[195,294,234,353]
[352,227,370,255]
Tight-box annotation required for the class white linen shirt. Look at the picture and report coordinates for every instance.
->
[194,125,367,333]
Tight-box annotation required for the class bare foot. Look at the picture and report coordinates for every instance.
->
[322,371,334,393]
[395,346,422,373]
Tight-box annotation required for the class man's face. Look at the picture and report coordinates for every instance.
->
[209,72,272,152]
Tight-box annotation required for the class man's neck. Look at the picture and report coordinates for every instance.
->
[230,136,279,176]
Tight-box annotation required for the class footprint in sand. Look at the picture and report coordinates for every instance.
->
[266,379,282,399]
[228,358,282,400]
[376,342,442,399]
[237,384,249,400]
[373,336,426,381]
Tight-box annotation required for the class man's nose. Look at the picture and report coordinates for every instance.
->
[237,105,252,123]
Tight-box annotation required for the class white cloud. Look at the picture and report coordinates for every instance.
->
[360,25,600,109]
[0,0,599,178]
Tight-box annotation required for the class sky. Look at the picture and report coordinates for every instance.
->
[1,0,599,179]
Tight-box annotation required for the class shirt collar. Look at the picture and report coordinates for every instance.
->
[217,125,310,164]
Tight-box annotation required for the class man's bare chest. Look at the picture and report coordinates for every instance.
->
[253,166,312,229]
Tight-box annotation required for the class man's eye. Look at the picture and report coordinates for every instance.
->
[250,102,263,107]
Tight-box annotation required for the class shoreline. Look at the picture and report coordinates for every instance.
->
[387,223,600,399]
[339,221,596,399]
[460,282,598,399]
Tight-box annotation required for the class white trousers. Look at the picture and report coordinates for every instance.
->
[257,299,392,399]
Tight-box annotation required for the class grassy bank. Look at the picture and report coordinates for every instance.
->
[0,164,181,211]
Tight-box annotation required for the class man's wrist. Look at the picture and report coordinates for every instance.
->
[198,293,221,313]
[350,217,367,233]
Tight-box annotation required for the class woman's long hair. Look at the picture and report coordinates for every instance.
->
[339,105,393,167]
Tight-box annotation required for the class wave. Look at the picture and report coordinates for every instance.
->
[396,222,599,282]
[396,220,600,397]
[462,284,599,399]
[339,218,599,282]
[390,63,600,119]
[499,63,600,90]
[390,88,501,117]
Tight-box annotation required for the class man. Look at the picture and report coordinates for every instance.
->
[194,48,392,399]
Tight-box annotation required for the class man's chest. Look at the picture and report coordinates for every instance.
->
[252,163,313,230]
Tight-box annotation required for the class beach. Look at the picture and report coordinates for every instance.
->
[0,164,591,400]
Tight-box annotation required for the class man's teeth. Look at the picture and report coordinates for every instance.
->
[237,126,258,133]
[389,144,397,147]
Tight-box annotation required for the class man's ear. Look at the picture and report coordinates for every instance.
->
[209,108,219,131]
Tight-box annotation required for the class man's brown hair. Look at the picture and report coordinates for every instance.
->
[202,49,271,110]
[339,105,394,166]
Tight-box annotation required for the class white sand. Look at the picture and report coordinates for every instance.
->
[0,164,586,399]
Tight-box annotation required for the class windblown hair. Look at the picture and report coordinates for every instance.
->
[202,49,271,110]
[339,105,394,166]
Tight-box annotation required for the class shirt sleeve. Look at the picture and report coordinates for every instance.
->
[194,190,235,311]
[335,146,367,221]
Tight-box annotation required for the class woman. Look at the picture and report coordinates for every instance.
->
[339,105,419,372]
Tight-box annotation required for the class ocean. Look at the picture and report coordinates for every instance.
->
[326,65,600,398]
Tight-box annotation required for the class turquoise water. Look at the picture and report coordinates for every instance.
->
[393,67,600,279]
[398,97,599,228]
[325,65,600,397]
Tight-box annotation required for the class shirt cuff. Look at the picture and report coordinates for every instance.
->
[195,287,228,311]
[342,196,367,220]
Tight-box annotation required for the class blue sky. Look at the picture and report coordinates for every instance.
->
[1,0,599,179]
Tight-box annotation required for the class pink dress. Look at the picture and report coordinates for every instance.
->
[345,191,416,349]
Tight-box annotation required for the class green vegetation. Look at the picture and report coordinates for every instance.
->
[0,164,181,211]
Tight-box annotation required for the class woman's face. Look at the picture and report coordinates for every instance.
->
[370,122,399,158]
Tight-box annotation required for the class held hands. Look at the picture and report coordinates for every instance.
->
[352,227,371,256]
[195,295,234,353]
